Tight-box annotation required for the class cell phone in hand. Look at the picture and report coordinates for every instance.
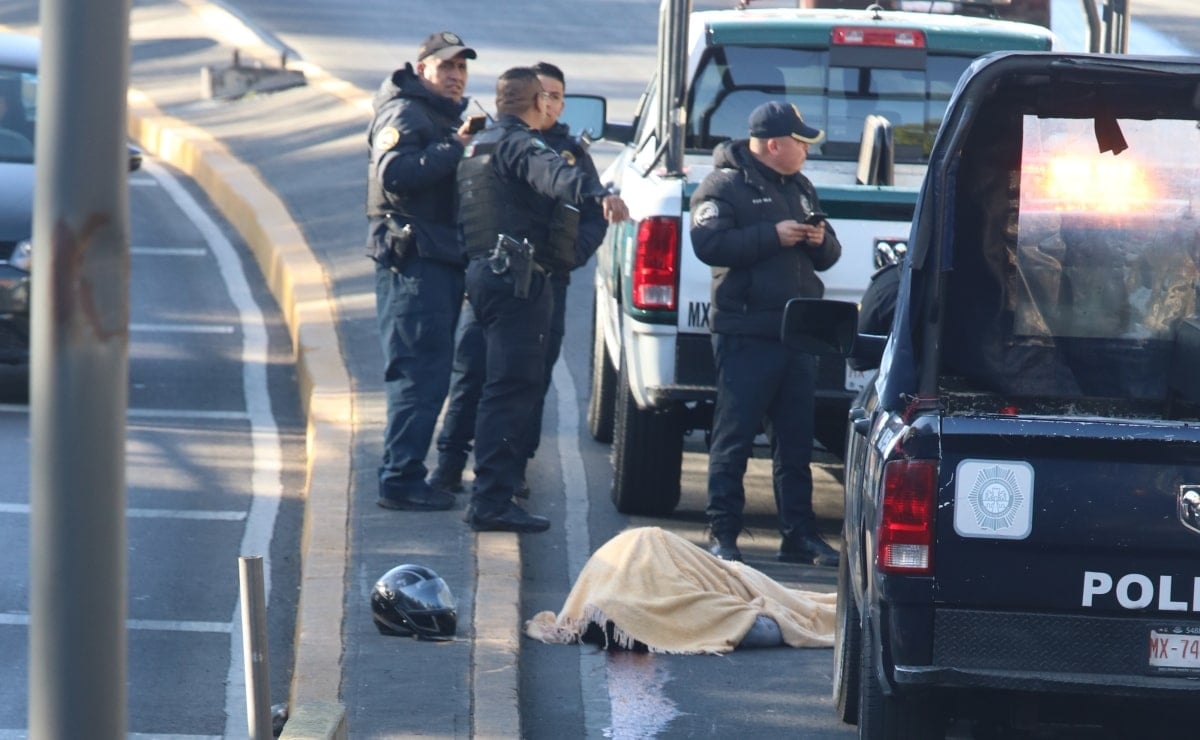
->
[805,211,827,226]
[466,115,488,134]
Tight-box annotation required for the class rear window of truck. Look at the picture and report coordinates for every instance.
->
[940,112,1200,416]
[685,44,973,162]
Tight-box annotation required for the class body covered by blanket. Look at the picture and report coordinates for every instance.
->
[524,526,836,654]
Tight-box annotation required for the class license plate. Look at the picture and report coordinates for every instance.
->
[1148,629,1200,672]
[845,366,871,392]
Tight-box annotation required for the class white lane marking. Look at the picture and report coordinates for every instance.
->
[553,357,613,738]
[141,158,284,736]
[131,247,208,257]
[127,178,160,187]
[0,613,230,633]
[0,503,246,521]
[0,405,251,421]
[131,323,235,334]
[128,409,249,421]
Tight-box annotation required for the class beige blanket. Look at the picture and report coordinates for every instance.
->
[524,526,836,654]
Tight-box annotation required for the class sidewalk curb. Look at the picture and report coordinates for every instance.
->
[126,89,352,734]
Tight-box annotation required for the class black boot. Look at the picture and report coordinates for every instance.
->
[377,480,455,511]
[708,533,743,562]
[427,465,464,494]
[777,532,839,566]
[467,501,550,533]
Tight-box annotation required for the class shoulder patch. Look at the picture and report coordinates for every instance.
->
[693,201,720,227]
[376,126,400,151]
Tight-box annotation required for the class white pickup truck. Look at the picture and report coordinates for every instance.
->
[574,0,1053,516]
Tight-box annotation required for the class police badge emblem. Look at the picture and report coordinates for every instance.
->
[376,126,400,151]
[693,201,720,227]
[561,150,577,166]
[953,460,1034,539]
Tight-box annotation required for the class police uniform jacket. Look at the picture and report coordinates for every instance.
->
[366,64,468,267]
[690,139,841,339]
[539,122,608,279]
[457,114,610,264]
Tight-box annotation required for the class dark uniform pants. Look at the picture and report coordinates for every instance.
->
[436,302,486,475]
[527,275,569,456]
[437,272,567,472]
[465,257,552,514]
[374,257,464,495]
[707,333,817,539]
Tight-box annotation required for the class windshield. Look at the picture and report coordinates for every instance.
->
[941,113,1200,410]
[0,66,36,164]
[686,45,971,163]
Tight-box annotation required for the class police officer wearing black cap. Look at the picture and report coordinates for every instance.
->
[691,101,842,565]
[366,31,479,512]
[457,67,628,533]
[429,62,607,499]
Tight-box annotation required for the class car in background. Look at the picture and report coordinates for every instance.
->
[0,31,141,370]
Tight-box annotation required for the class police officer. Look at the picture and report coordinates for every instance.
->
[429,62,607,498]
[457,67,627,533]
[691,101,842,565]
[366,31,478,511]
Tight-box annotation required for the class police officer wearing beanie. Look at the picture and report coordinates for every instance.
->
[429,62,607,499]
[457,67,627,533]
[366,31,478,512]
[691,101,842,565]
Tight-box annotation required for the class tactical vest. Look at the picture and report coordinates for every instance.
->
[457,128,581,273]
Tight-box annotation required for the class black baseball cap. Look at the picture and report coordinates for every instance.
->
[417,31,477,62]
[748,101,824,144]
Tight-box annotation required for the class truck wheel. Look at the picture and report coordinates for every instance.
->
[611,359,683,516]
[858,622,943,739]
[832,543,860,725]
[586,297,616,443]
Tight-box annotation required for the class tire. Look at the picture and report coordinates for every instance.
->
[858,620,944,740]
[586,296,617,443]
[610,359,684,516]
[832,543,861,725]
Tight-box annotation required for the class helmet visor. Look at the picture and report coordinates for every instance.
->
[398,576,456,612]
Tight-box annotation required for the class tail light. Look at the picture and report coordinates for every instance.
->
[877,459,938,574]
[632,217,679,311]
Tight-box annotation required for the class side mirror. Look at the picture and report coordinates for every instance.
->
[849,334,887,371]
[781,299,858,356]
[559,95,607,142]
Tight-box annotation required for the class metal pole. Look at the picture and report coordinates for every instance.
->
[28,0,131,736]
[240,556,272,739]
[1116,0,1132,54]
[1081,0,1102,53]
[1102,0,1117,52]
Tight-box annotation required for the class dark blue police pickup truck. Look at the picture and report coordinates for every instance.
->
[785,52,1200,738]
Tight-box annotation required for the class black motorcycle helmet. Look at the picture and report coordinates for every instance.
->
[371,564,457,641]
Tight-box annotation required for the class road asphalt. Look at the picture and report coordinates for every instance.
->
[123,1,522,737]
